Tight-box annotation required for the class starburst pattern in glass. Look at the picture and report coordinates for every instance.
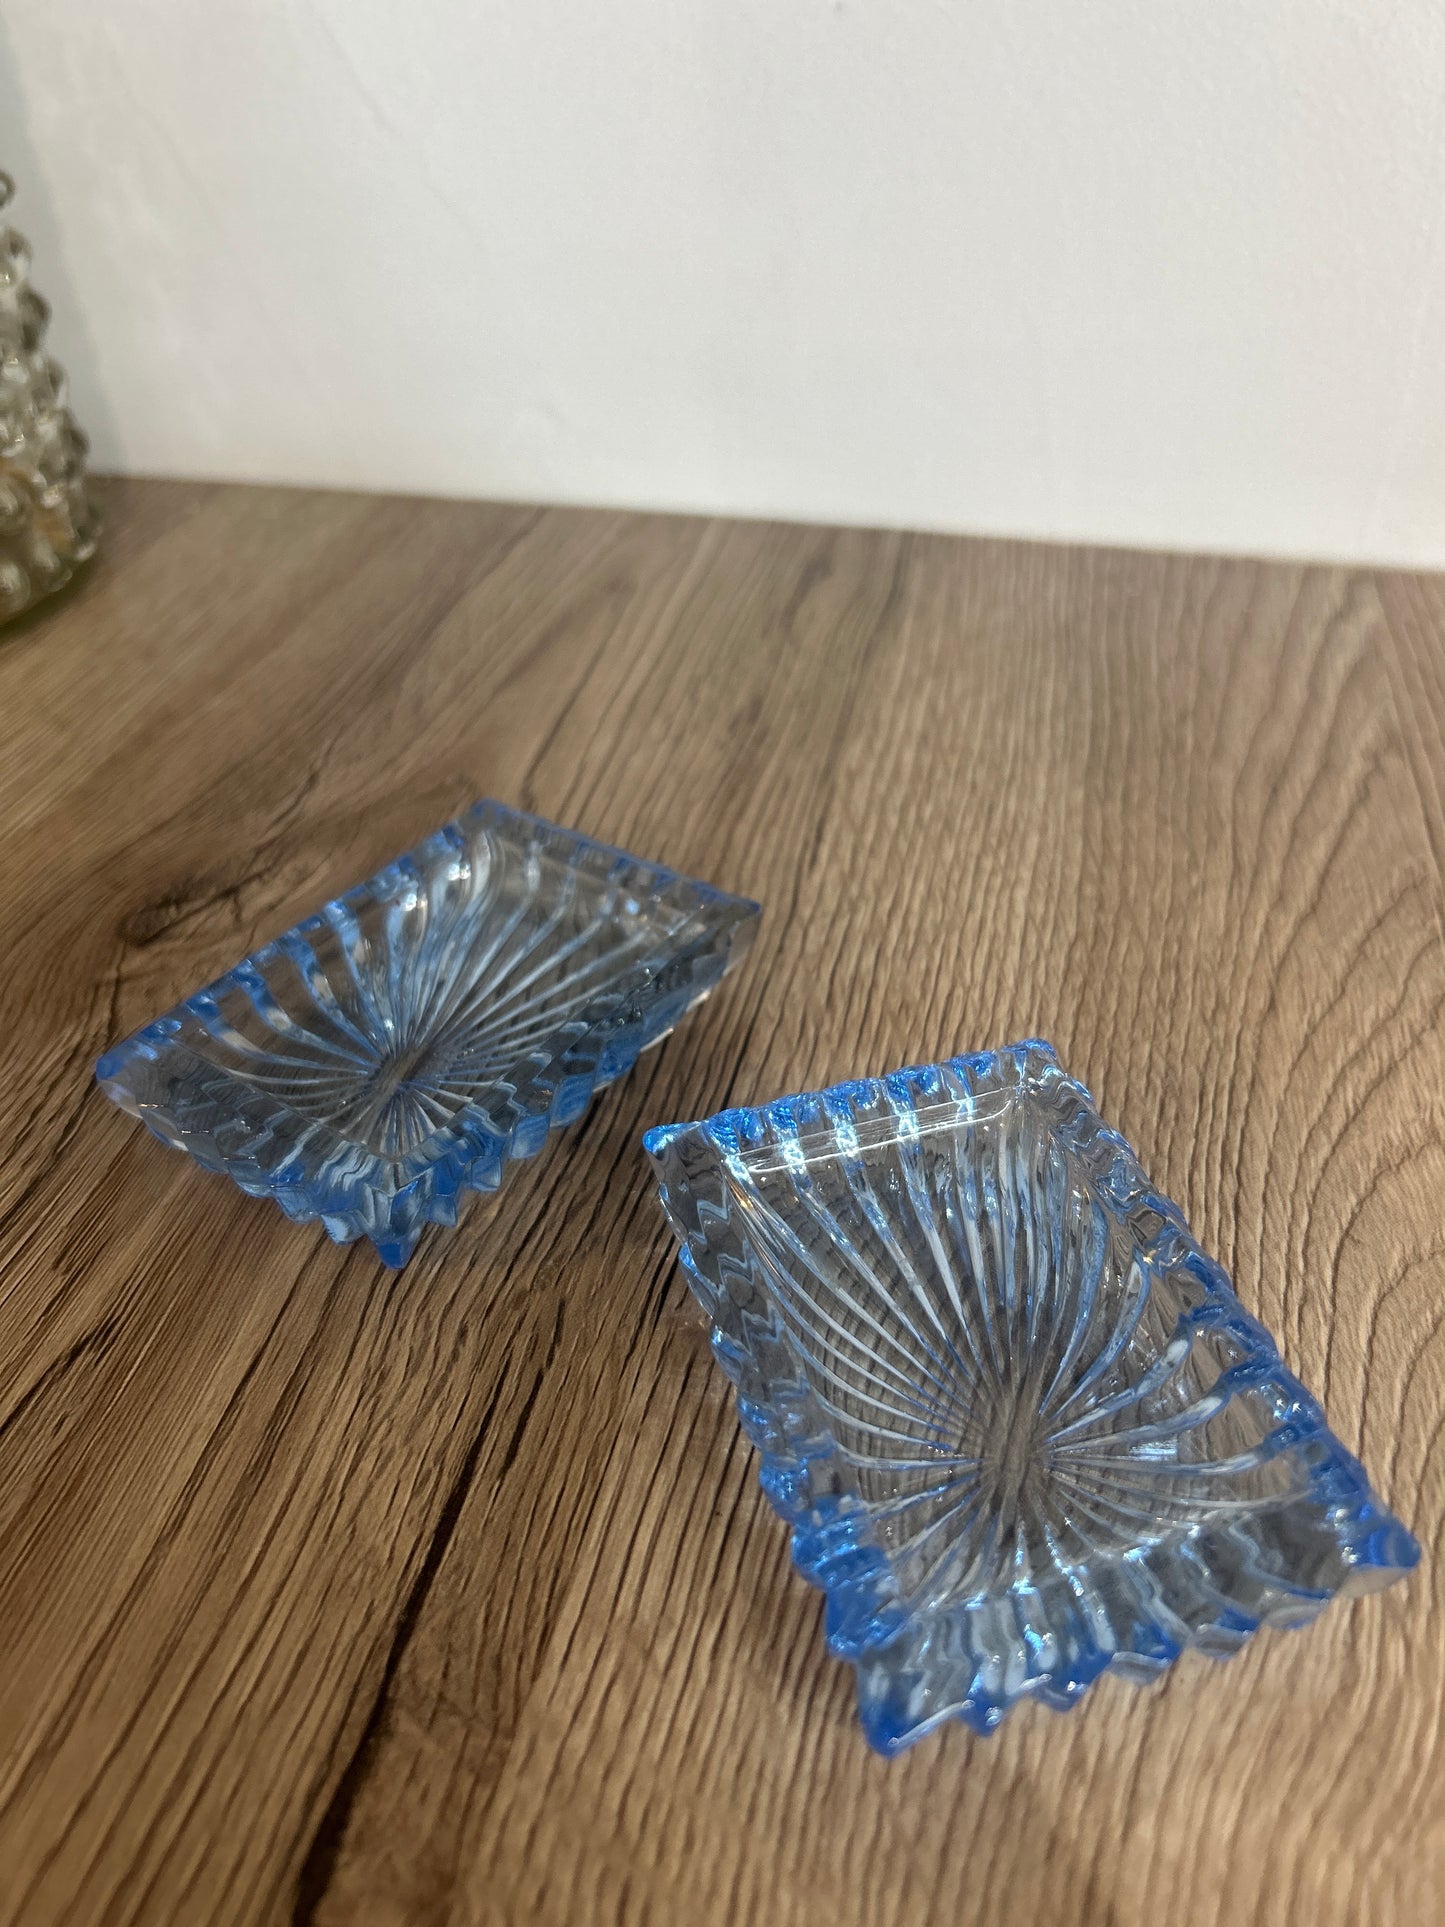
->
[98,801,758,1265]
[644,1041,1417,1753]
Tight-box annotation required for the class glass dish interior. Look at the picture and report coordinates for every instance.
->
[720,1074,1339,1618]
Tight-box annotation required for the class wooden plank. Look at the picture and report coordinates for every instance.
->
[1375,566,1445,914]
[0,486,1440,1925]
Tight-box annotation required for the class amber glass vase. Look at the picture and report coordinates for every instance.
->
[0,170,100,625]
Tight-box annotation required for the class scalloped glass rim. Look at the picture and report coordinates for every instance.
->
[644,1040,1418,1754]
[98,801,759,1266]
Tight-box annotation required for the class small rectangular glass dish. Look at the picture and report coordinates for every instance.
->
[98,801,759,1265]
[645,1040,1417,1754]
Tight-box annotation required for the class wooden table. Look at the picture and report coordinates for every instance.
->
[1,479,1441,1926]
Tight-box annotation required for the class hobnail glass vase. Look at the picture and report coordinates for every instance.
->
[0,170,100,626]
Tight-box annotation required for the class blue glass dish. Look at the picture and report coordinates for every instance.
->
[645,1041,1418,1754]
[98,801,759,1266]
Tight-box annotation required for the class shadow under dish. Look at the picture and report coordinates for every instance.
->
[98,800,759,1265]
[645,1041,1417,1754]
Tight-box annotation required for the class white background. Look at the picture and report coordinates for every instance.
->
[6,2,1445,564]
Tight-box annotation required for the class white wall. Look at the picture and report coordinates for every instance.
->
[6,2,1445,565]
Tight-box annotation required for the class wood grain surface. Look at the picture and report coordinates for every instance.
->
[0,479,1442,1926]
